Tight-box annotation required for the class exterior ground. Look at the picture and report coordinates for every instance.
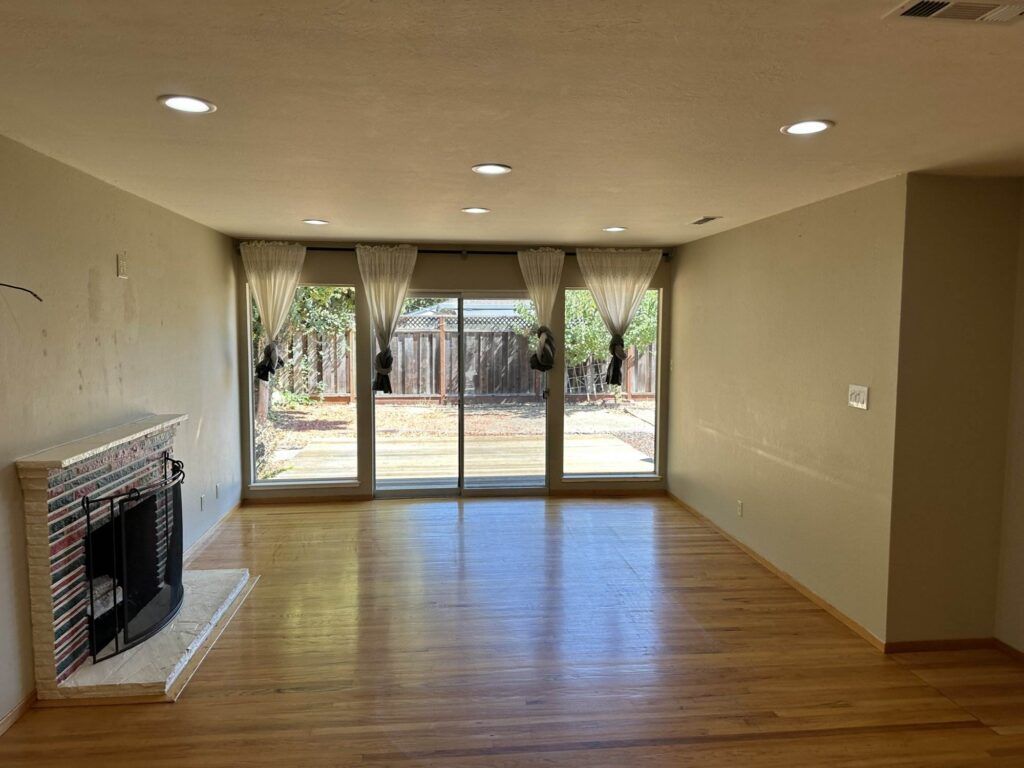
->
[255,400,656,482]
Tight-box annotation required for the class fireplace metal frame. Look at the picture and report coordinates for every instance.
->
[82,453,186,662]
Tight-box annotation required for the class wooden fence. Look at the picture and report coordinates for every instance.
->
[274,320,656,400]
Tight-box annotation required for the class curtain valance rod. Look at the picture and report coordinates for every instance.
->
[304,246,669,259]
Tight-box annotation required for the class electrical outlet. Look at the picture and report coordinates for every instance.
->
[116,251,128,279]
[848,384,869,410]
[215,483,220,499]
[737,500,744,518]
[200,494,205,512]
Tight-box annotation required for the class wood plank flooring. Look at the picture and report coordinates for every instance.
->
[2,495,1024,766]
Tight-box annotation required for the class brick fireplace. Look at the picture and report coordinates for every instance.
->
[17,415,252,702]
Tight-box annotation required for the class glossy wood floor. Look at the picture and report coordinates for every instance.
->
[3,496,1024,766]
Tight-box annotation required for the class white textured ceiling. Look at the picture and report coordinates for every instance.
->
[1,1,1023,246]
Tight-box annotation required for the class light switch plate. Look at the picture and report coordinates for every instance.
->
[116,251,128,279]
[848,384,869,410]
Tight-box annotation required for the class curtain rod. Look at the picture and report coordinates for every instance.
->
[304,246,669,258]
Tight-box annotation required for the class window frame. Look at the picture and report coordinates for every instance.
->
[559,285,663,482]
[245,282,362,488]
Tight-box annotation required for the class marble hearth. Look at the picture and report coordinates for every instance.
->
[17,414,254,703]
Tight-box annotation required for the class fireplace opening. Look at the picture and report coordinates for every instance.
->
[83,455,185,662]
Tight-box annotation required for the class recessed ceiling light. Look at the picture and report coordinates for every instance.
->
[603,226,628,232]
[780,119,834,135]
[471,163,512,175]
[462,207,491,214]
[158,94,217,114]
[302,219,329,226]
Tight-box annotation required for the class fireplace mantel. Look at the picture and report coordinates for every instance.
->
[17,414,187,469]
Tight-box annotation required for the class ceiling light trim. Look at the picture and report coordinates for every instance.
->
[158,94,217,114]
[471,163,512,175]
[780,119,834,135]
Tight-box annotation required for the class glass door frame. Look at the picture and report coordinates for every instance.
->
[460,289,548,495]
[371,289,548,498]
[372,291,463,497]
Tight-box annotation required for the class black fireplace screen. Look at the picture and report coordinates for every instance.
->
[82,454,185,662]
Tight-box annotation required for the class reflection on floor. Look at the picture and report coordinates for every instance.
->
[4,496,1023,767]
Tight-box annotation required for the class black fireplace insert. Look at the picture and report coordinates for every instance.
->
[82,453,185,662]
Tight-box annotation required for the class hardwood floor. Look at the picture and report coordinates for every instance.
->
[3,495,1024,766]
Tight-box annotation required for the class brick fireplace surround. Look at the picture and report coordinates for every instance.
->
[16,415,253,703]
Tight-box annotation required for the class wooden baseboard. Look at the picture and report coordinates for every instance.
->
[184,501,242,566]
[884,637,1024,660]
[665,493,1024,663]
[994,638,1024,662]
[665,491,886,652]
[884,638,997,654]
[0,690,36,737]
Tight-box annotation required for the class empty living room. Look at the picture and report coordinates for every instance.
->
[3,1,1024,765]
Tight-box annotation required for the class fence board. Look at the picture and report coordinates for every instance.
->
[276,326,655,398]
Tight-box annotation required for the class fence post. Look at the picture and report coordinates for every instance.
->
[438,316,447,403]
[625,346,634,400]
[346,327,356,399]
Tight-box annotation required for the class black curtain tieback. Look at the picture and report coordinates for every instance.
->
[373,348,394,394]
[255,342,283,382]
[605,334,626,386]
[529,325,556,372]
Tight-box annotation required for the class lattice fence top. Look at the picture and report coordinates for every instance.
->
[397,315,531,332]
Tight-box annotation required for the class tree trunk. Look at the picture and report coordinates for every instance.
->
[256,379,271,423]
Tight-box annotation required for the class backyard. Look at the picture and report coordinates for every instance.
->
[256,399,656,482]
[252,288,659,485]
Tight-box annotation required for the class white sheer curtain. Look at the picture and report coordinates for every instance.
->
[576,248,661,385]
[517,248,564,375]
[356,244,418,393]
[240,241,306,380]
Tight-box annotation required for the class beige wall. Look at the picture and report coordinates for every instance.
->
[240,248,672,500]
[668,173,1024,645]
[886,176,1021,643]
[667,177,909,640]
[0,135,241,718]
[996,195,1024,652]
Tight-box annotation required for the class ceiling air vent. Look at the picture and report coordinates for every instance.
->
[692,216,721,226]
[887,1,1024,21]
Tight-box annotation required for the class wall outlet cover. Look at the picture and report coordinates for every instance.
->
[848,384,869,410]
[116,251,128,279]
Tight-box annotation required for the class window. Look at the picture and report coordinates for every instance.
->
[562,288,659,476]
[250,285,358,483]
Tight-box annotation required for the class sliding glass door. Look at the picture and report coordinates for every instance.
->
[374,295,460,491]
[373,294,546,493]
[463,298,546,489]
